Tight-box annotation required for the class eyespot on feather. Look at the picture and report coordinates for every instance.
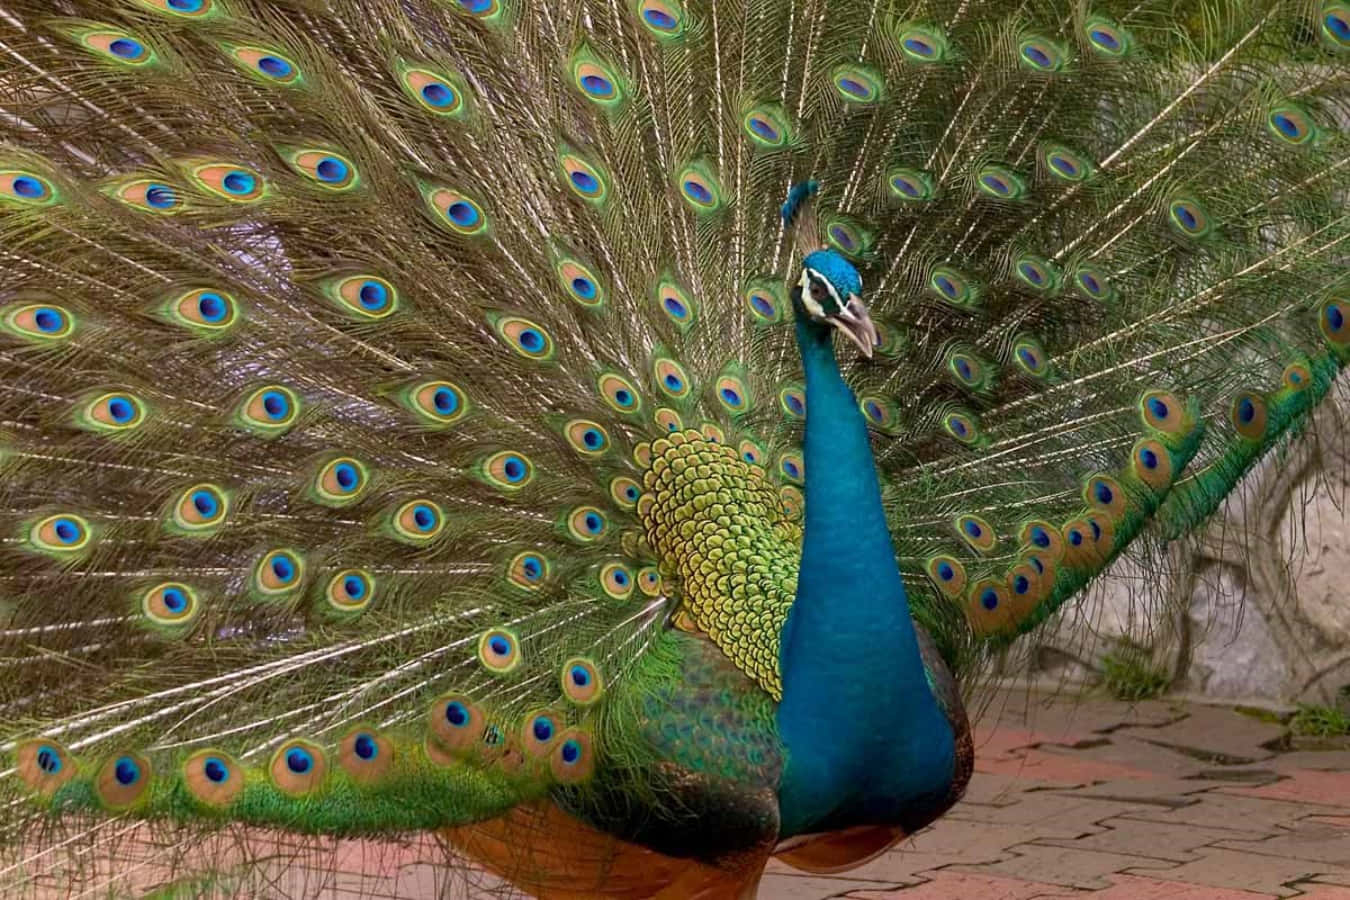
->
[743,281,785,324]
[675,162,724,213]
[1013,255,1061,292]
[656,278,697,327]
[425,186,488,236]
[714,375,750,415]
[955,513,998,554]
[338,727,392,782]
[1139,390,1187,435]
[492,314,555,361]
[1321,2,1350,49]
[780,484,804,520]
[653,358,691,400]
[29,514,92,554]
[596,373,642,415]
[1012,335,1050,378]
[254,549,305,597]
[738,439,765,467]
[401,65,468,117]
[550,729,594,783]
[430,695,485,751]
[170,483,229,533]
[325,569,374,615]
[564,419,610,456]
[1318,298,1350,349]
[894,23,951,62]
[742,104,791,149]
[599,562,634,600]
[570,49,626,107]
[555,258,605,308]
[81,30,156,66]
[134,0,216,17]
[183,750,243,807]
[778,451,804,484]
[1132,439,1174,493]
[887,167,936,202]
[482,451,534,490]
[942,410,981,445]
[1084,474,1128,519]
[286,150,358,191]
[1073,266,1114,301]
[1040,144,1093,182]
[779,386,806,419]
[308,456,369,507]
[394,380,466,429]
[268,739,326,796]
[566,506,608,542]
[165,288,239,333]
[1284,362,1313,392]
[392,499,444,544]
[141,581,201,630]
[95,752,151,809]
[478,628,522,674]
[946,350,990,391]
[637,566,663,597]
[830,64,884,104]
[1167,196,1212,238]
[1060,517,1100,566]
[4,302,75,341]
[634,0,686,39]
[700,422,725,443]
[0,170,58,207]
[229,46,301,85]
[653,407,683,434]
[110,178,182,214]
[521,710,564,759]
[609,476,641,510]
[976,165,1028,200]
[559,149,610,203]
[324,274,398,322]
[237,385,300,435]
[1083,16,1132,57]
[1267,103,1317,146]
[508,551,550,590]
[1018,519,1065,561]
[451,0,503,21]
[1230,391,1269,441]
[16,740,77,795]
[926,555,967,598]
[929,266,978,307]
[189,163,266,202]
[79,392,146,433]
[965,579,1013,636]
[1018,36,1068,72]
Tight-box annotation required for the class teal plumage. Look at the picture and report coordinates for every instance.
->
[0,0,1346,895]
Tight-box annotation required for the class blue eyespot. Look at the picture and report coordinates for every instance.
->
[169,0,204,9]
[571,665,591,686]
[571,277,597,299]
[203,757,229,783]
[936,562,954,581]
[343,575,365,599]
[258,56,292,78]
[191,490,218,517]
[570,171,598,192]
[221,171,256,195]
[107,396,136,423]
[1140,448,1159,469]
[1013,575,1030,595]
[644,8,676,28]
[197,293,227,322]
[1029,526,1050,548]
[782,460,800,478]
[521,556,543,579]
[502,456,527,482]
[1237,397,1256,424]
[271,556,295,581]
[109,38,144,59]
[904,38,934,56]
[353,733,377,760]
[114,756,140,785]
[445,701,469,726]
[532,717,554,741]
[1147,397,1170,420]
[33,307,64,332]
[980,588,999,611]
[422,82,455,106]
[431,386,458,415]
[490,635,511,655]
[963,520,983,538]
[561,739,581,763]
[36,745,61,774]
[446,201,479,227]
[333,462,359,491]
[314,157,348,183]
[412,504,436,531]
[145,184,176,209]
[664,373,683,391]
[53,517,82,544]
[12,176,45,198]
[1327,303,1344,332]
[261,390,289,420]
[518,329,544,352]
[581,74,614,97]
[285,748,313,774]
[162,587,188,613]
[1094,482,1114,504]
[664,297,687,318]
[584,513,601,533]
[682,180,712,204]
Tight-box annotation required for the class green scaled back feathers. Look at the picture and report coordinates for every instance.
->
[0,0,1346,893]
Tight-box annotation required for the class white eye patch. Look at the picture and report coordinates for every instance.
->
[799,267,843,318]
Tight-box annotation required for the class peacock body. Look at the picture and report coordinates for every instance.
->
[0,0,1346,896]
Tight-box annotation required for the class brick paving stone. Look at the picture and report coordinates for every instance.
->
[842,871,1079,899]
[975,746,1162,782]
[1124,846,1346,898]
[959,771,1076,806]
[757,870,915,899]
[1046,776,1214,806]
[1035,814,1249,863]
[947,789,1149,839]
[1213,819,1350,867]
[1226,770,1350,809]
[1087,873,1280,899]
[1120,789,1336,834]
[1135,705,1287,763]
[947,841,1177,889]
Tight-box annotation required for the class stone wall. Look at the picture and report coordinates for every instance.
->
[1009,390,1350,707]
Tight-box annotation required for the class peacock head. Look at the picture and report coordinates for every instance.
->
[797,248,879,358]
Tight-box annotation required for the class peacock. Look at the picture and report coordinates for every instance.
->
[0,0,1346,896]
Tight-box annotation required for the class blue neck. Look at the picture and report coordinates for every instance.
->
[774,304,955,836]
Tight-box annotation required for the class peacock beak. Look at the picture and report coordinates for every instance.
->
[827,296,879,359]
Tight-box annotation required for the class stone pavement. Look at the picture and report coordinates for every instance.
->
[760,688,1350,899]
[9,688,1350,898]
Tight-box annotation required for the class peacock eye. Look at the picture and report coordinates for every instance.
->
[809,281,829,303]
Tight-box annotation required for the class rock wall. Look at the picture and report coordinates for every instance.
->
[1010,390,1350,707]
